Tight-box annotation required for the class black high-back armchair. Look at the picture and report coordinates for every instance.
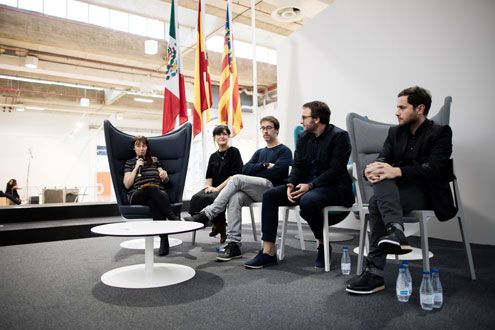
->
[103,120,192,219]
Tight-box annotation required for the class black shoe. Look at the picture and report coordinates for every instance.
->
[378,227,412,255]
[216,242,242,261]
[244,250,278,269]
[184,212,209,226]
[209,221,227,244]
[314,243,332,269]
[167,212,180,220]
[158,235,170,256]
[346,271,385,294]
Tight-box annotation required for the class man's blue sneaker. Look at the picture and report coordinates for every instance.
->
[244,250,277,269]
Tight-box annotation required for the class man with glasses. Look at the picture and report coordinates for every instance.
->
[244,101,354,269]
[186,116,292,261]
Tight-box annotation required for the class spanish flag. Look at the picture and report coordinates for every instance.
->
[218,0,243,136]
[193,0,213,137]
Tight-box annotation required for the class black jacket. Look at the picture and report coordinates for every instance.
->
[289,124,354,206]
[377,119,457,221]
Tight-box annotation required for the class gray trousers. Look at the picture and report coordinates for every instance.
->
[202,174,273,245]
[366,179,428,276]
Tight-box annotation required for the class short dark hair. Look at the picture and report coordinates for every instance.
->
[398,86,432,116]
[212,125,231,136]
[132,135,152,163]
[302,101,331,125]
[260,116,280,130]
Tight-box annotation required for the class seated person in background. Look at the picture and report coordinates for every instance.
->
[0,179,22,205]
[346,86,456,295]
[123,135,180,256]
[186,116,292,262]
[244,101,354,269]
[188,125,243,243]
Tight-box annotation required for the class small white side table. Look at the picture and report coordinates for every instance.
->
[91,220,203,288]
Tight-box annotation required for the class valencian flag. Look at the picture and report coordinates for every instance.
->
[162,0,188,134]
[218,0,243,136]
[193,0,213,137]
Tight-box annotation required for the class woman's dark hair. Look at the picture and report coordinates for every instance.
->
[132,135,153,164]
[212,125,231,137]
[398,86,432,116]
[6,179,16,190]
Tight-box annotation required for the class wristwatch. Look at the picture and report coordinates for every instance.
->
[308,183,314,190]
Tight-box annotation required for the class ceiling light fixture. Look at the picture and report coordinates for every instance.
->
[0,75,104,91]
[24,55,39,69]
[80,89,90,107]
[25,106,45,111]
[144,39,158,55]
[134,97,154,103]
[80,97,90,107]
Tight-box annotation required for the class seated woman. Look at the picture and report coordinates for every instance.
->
[123,135,179,256]
[188,125,243,243]
[1,179,22,205]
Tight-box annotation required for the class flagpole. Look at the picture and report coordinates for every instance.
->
[228,0,233,131]
[174,0,180,131]
[251,0,259,148]
[201,0,208,177]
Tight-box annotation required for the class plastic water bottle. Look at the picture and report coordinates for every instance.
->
[402,261,413,296]
[396,264,410,302]
[341,246,351,275]
[431,268,443,308]
[420,271,434,311]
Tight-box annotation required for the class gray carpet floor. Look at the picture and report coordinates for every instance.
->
[1,222,494,330]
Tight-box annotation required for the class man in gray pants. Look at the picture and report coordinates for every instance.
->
[187,116,292,261]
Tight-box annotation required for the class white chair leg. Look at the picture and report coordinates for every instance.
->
[249,204,259,241]
[419,216,430,273]
[356,211,368,275]
[453,179,476,280]
[294,208,306,251]
[278,208,290,260]
[457,214,477,280]
[323,212,330,272]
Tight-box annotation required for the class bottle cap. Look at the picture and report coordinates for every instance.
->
[399,264,405,269]
[431,268,439,273]
[423,271,430,275]
[342,245,348,250]
[402,260,409,265]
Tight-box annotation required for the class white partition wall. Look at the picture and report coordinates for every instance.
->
[277,0,495,244]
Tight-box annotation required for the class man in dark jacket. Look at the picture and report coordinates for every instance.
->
[346,86,456,295]
[245,101,354,269]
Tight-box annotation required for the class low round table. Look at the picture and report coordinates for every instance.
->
[91,221,203,289]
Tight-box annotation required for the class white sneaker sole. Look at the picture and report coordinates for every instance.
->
[346,285,385,294]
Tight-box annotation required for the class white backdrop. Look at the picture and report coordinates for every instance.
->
[276,0,495,244]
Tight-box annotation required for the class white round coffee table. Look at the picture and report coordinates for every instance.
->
[91,220,203,289]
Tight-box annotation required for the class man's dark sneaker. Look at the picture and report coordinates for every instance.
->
[184,212,209,226]
[244,250,278,269]
[314,243,332,269]
[209,221,227,244]
[346,271,385,294]
[378,226,412,255]
[158,235,170,256]
[216,242,242,261]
